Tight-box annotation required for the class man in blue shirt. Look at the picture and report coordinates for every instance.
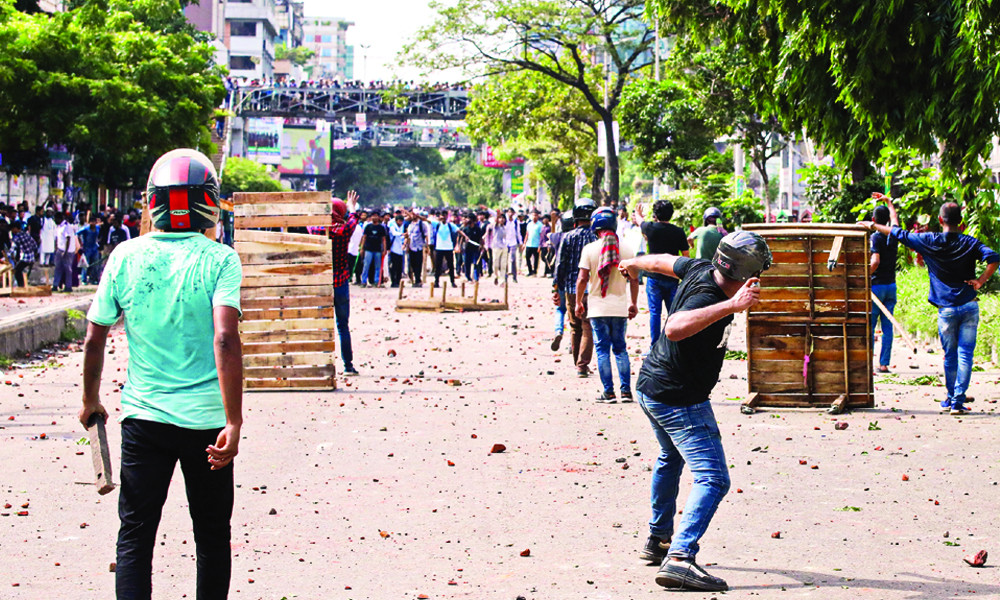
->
[77,215,102,284]
[863,201,998,414]
[524,211,544,276]
[553,198,598,377]
[432,211,459,288]
[868,195,899,372]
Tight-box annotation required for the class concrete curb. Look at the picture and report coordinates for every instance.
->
[0,296,94,357]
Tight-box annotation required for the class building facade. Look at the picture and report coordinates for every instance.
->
[225,0,279,80]
[302,17,354,81]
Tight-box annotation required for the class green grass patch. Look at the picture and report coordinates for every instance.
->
[725,350,748,361]
[0,354,13,369]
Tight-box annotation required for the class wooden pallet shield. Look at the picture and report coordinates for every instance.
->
[233,192,337,390]
[741,223,873,412]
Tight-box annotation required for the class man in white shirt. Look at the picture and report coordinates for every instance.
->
[52,213,80,292]
[39,210,57,269]
[347,210,366,285]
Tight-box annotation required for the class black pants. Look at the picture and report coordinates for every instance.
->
[434,249,455,286]
[484,249,494,276]
[388,252,404,287]
[526,246,540,275]
[463,246,482,280]
[543,248,554,276]
[350,253,363,284]
[408,250,423,285]
[117,418,233,600]
[14,260,31,286]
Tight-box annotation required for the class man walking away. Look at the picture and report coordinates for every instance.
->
[619,231,771,591]
[330,191,361,375]
[548,211,573,351]
[640,200,689,348]
[10,221,37,287]
[359,212,387,287]
[79,149,243,600]
[52,213,79,293]
[687,207,727,260]
[78,215,102,285]
[863,200,998,414]
[553,198,597,377]
[576,208,638,402]
[460,213,484,282]
[868,195,899,373]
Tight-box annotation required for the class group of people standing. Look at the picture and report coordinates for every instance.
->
[0,202,138,292]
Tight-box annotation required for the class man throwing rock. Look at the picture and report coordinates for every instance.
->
[618,231,771,591]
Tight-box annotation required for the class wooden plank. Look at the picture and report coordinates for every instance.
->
[761,287,869,301]
[243,340,337,355]
[235,202,331,217]
[754,300,869,314]
[757,276,868,290]
[234,191,330,205]
[239,249,331,265]
[241,329,336,343]
[245,352,333,367]
[86,415,116,495]
[240,318,336,332]
[748,314,868,324]
[752,393,873,408]
[242,295,334,310]
[235,215,331,229]
[753,347,869,362]
[744,222,867,231]
[235,229,331,246]
[740,392,761,415]
[243,263,332,278]
[245,377,336,389]
[243,273,332,288]
[751,228,868,238]
[770,251,867,266]
[245,365,335,379]
[241,284,334,299]
[751,359,871,376]
[766,262,869,277]
[242,306,336,321]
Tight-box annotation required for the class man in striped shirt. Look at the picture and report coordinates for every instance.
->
[553,198,597,377]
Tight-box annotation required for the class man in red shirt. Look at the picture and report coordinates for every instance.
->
[330,191,360,375]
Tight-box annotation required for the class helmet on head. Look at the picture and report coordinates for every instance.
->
[146,149,220,231]
[590,207,617,233]
[704,207,723,222]
[712,231,772,282]
[573,197,597,221]
[559,210,575,231]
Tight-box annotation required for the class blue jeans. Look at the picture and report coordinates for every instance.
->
[334,283,353,370]
[361,250,381,285]
[637,393,730,559]
[647,277,678,347]
[555,290,566,335]
[589,316,631,394]
[870,283,897,367]
[938,300,979,406]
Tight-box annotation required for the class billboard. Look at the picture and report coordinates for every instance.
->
[279,125,330,175]
[246,118,283,165]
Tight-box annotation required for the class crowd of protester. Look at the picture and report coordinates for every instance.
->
[0,199,141,292]
[227,76,467,92]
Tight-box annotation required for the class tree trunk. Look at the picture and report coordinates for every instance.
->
[592,165,604,202]
[754,157,770,222]
[603,113,619,206]
[850,154,871,183]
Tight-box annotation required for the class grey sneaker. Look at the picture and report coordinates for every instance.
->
[655,557,729,591]
[640,535,670,563]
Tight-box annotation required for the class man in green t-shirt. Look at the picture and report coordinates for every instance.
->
[687,207,727,260]
[78,149,243,600]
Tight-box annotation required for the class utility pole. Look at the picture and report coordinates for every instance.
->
[652,13,660,202]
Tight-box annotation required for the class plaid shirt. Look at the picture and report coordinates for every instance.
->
[11,230,38,264]
[554,227,597,294]
[330,212,359,288]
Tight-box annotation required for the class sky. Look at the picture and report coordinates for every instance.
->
[302,0,448,82]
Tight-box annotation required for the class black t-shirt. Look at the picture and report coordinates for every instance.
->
[636,258,733,406]
[870,231,898,285]
[461,224,483,246]
[641,221,689,281]
[362,223,387,252]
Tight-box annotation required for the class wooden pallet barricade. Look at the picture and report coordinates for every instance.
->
[234,191,337,390]
[741,223,873,413]
[395,277,509,312]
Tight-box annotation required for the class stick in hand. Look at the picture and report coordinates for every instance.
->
[87,413,116,495]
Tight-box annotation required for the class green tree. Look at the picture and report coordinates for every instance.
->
[420,153,503,208]
[220,157,282,196]
[466,67,600,208]
[0,0,224,187]
[402,0,654,205]
[330,147,446,204]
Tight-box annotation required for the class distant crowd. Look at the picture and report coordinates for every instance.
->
[226,76,467,93]
[0,200,143,293]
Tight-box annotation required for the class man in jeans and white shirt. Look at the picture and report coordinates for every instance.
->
[575,207,638,402]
